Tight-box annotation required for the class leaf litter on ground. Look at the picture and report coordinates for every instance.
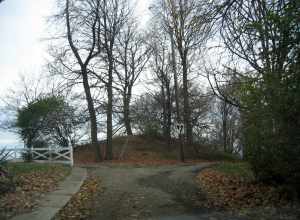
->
[196,162,295,210]
[0,163,70,219]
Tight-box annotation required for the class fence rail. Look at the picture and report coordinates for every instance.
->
[2,145,73,166]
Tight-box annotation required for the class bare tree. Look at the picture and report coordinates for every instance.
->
[150,2,180,123]
[212,96,241,154]
[64,0,102,161]
[148,28,173,147]
[169,30,180,123]
[154,0,214,143]
[94,0,130,160]
[131,92,162,135]
[114,21,151,135]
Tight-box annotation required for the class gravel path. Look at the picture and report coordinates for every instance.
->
[87,163,249,220]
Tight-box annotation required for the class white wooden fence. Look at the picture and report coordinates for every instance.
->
[2,145,73,166]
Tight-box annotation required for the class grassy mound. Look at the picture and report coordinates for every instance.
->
[74,135,240,164]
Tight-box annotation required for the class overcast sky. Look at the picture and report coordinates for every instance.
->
[0,0,150,94]
[0,0,150,145]
[0,0,53,93]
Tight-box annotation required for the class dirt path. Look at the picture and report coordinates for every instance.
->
[87,163,248,220]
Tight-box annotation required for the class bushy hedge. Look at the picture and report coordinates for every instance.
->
[242,74,300,198]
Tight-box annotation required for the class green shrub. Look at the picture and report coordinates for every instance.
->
[16,95,80,150]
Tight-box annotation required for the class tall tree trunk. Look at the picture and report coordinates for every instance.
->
[170,30,180,122]
[123,87,133,135]
[223,117,227,152]
[161,85,167,138]
[82,71,101,161]
[106,60,113,160]
[222,102,228,152]
[182,56,192,144]
[166,80,172,148]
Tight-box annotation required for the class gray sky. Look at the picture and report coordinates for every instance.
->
[0,0,55,93]
[0,0,150,146]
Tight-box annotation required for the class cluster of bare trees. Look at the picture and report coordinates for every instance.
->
[0,0,243,162]
[49,0,151,161]
[153,0,214,144]
[47,0,235,161]
[129,0,217,160]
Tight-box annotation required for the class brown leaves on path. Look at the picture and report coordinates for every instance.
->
[54,176,102,220]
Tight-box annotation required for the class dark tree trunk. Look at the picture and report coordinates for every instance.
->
[65,0,101,161]
[82,71,101,161]
[222,102,228,152]
[223,117,227,152]
[106,60,113,160]
[123,87,133,135]
[161,85,167,138]
[179,133,185,162]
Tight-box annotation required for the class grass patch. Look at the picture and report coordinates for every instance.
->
[7,162,70,176]
[213,162,254,180]
[196,151,240,162]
